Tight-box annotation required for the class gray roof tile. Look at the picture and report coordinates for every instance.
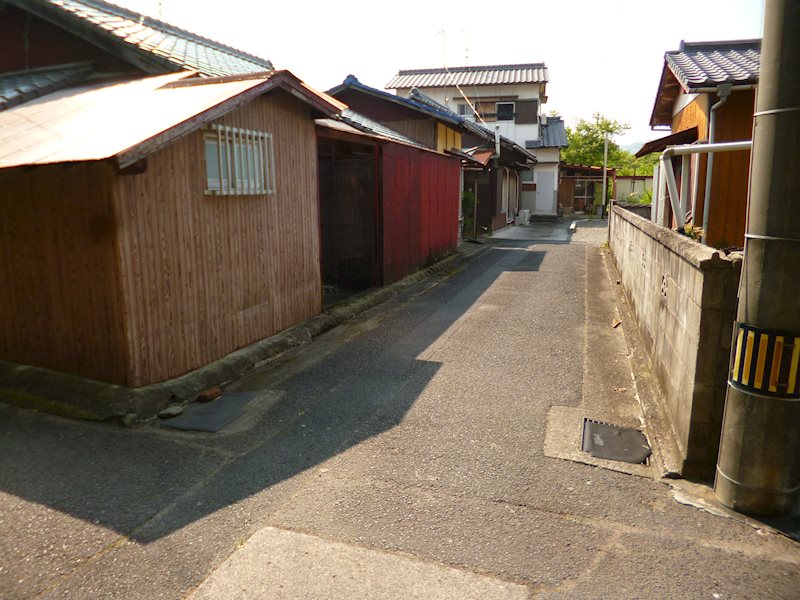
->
[666,39,760,90]
[11,0,273,77]
[526,116,567,149]
[386,63,548,89]
[0,63,93,111]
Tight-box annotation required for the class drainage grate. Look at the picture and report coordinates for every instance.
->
[581,418,652,465]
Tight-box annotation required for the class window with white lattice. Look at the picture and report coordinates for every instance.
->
[204,124,275,195]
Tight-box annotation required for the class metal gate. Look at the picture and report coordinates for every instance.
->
[318,157,378,292]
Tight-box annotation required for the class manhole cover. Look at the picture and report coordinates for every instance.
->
[581,418,652,465]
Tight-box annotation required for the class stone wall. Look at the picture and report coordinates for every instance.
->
[609,207,742,478]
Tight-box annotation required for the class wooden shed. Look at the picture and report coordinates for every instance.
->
[316,114,461,292]
[0,70,341,387]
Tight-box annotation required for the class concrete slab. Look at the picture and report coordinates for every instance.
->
[491,224,570,241]
[189,527,530,600]
[544,406,652,478]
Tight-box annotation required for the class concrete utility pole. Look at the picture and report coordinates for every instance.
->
[715,0,800,517]
[601,134,608,217]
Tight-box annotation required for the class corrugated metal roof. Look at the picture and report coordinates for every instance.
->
[526,116,568,149]
[0,69,341,170]
[666,39,760,90]
[386,63,548,89]
[635,127,698,157]
[9,0,273,77]
[0,62,93,111]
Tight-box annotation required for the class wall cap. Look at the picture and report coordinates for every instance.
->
[611,206,741,271]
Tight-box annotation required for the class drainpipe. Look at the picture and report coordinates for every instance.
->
[701,83,733,243]
[714,0,800,517]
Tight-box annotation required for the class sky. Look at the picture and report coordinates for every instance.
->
[115,0,765,147]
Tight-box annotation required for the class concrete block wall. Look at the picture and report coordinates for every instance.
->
[609,207,742,478]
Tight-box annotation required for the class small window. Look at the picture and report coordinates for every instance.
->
[496,102,515,121]
[457,103,469,116]
[204,124,275,195]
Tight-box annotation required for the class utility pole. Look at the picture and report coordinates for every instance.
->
[714,0,800,517]
[601,133,608,217]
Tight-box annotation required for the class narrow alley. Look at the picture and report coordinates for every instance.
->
[1,222,798,599]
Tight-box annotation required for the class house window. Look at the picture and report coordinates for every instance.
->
[496,102,515,121]
[457,103,469,116]
[204,124,275,195]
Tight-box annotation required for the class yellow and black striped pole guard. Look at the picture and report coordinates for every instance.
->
[730,323,800,399]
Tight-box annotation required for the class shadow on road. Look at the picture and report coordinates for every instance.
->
[0,243,547,544]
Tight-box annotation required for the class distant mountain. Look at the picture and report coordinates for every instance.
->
[621,141,646,154]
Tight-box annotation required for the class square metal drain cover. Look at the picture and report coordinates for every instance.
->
[581,418,652,465]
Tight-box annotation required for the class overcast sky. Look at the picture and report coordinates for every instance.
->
[115,0,765,147]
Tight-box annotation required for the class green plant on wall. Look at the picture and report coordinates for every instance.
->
[461,190,477,237]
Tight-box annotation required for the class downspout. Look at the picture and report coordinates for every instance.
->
[701,83,733,243]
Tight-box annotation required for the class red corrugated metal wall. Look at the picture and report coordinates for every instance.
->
[381,144,460,284]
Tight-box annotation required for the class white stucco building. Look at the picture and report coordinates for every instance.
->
[386,63,568,217]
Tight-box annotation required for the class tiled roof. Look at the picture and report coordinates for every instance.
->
[407,88,536,162]
[386,63,548,89]
[526,116,568,149]
[0,62,93,111]
[330,77,536,163]
[330,75,463,127]
[666,39,760,91]
[408,87,493,140]
[9,0,273,77]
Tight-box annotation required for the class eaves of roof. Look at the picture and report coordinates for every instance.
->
[6,0,274,77]
[0,69,341,170]
[329,75,464,129]
[386,63,548,89]
[635,127,699,157]
[649,39,760,128]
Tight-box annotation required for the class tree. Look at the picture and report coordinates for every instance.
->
[561,113,629,167]
[614,152,659,177]
[561,113,658,177]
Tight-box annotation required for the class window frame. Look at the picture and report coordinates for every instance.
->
[204,124,276,196]
[495,102,515,122]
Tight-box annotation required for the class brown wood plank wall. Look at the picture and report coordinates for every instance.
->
[706,90,754,248]
[673,96,710,140]
[112,91,321,386]
[0,162,129,382]
[381,120,436,148]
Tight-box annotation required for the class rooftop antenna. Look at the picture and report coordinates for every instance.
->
[439,29,448,105]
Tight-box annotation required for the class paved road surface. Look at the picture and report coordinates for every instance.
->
[1,221,798,599]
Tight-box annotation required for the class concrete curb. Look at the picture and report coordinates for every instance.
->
[600,248,685,477]
[0,241,496,424]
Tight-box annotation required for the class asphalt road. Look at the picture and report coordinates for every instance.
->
[1,222,798,599]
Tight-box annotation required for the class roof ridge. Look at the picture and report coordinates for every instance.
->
[398,63,546,75]
[670,38,761,54]
[44,0,271,66]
